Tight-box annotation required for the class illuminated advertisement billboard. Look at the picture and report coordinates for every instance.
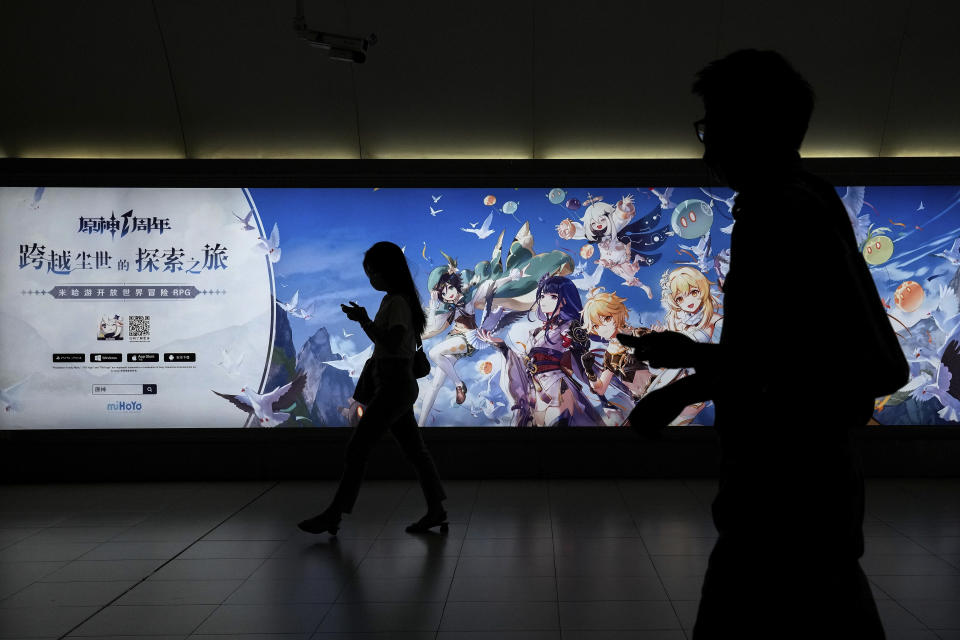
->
[1,185,958,428]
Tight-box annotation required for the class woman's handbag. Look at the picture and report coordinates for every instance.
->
[352,358,376,405]
[353,336,429,404]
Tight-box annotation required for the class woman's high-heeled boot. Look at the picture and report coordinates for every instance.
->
[298,509,342,535]
[405,506,448,533]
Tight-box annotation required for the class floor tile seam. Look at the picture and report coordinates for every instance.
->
[545,480,565,636]
[51,480,281,640]
[434,479,482,640]
[882,598,941,634]
[307,482,418,638]
[864,511,960,566]
[681,477,715,515]
[0,558,76,607]
[616,479,690,640]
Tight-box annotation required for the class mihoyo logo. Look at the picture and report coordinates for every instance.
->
[107,401,142,412]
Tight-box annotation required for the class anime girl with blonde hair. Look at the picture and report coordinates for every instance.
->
[661,266,722,342]
[580,287,654,424]
[643,266,723,425]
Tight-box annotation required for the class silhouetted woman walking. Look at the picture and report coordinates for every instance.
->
[298,241,448,535]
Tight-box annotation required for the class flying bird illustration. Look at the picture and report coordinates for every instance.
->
[256,222,281,263]
[914,331,960,421]
[342,327,354,338]
[431,194,443,203]
[323,345,374,378]
[277,289,300,313]
[925,285,960,336]
[27,187,45,210]
[212,372,307,427]
[917,201,926,211]
[429,206,444,217]
[462,211,496,239]
[217,348,245,377]
[649,187,676,210]
[676,231,713,272]
[289,302,314,320]
[233,210,256,231]
[934,238,960,266]
[699,187,737,214]
[1,375,32,413]
[840,186,870,247]
[571,262,605,291]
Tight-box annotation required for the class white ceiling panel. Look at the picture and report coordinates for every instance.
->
[2,1,959,160]
[717,0,909,157]
[534,0,721,159]
[880,0,960,157]
[155,0,360,158]
[347,1,535,158]
[0,2,184,158]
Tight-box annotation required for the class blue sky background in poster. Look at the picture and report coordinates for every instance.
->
[250,185,960,427]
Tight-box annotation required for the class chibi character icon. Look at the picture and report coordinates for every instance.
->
[480,274,603,427]
[580,288,655,424]
[98,314,124,340]
[418,222,575,426]
[643,266,723,425]
[555,194,669,298]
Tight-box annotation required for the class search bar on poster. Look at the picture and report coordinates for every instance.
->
[91,384,157,395]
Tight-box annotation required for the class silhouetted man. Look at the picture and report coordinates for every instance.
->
[620,50,907,638]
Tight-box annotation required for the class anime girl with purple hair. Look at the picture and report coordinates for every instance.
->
[479,274,602,426]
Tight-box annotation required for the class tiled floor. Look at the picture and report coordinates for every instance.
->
[1,479,958,639]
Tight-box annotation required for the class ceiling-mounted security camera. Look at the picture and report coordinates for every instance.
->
[294,0,376,63]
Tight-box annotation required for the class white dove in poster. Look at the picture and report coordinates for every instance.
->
[478,394,506,420]
[1,375,32,413]
[571,261,604,291]
[217,348,245,377]
[913,331,960,422]
[342,327,354,338]
[256,222,282,263]
[323,344,374,378]
[649,187,676,210]
[840,186,870,247]
[431,194,443,203]
[26,187,45,211]
[277,289,299,313]
[924,285,960,337]
[699,187,737,213]
[934,238,960,266]
[212,372,306,427]
[233,210,256,231]
[429,206,444,217]
[289,302,314,320]
[462,211,495,239]
[678,231,713,273]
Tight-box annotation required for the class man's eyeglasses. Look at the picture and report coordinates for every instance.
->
[693,119,706,143]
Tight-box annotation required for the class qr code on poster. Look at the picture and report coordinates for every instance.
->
[129,315,150,342]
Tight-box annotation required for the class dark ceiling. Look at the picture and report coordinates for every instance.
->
[2,0,958,160]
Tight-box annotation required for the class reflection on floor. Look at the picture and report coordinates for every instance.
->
[0,479,958,639]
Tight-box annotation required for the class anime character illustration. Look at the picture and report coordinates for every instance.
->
[644,266,724,425]
[555,194,669,298]
[97,315,124,340]
[418,223,574,426]
[479,274,603,427]
[580,288,655,425]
